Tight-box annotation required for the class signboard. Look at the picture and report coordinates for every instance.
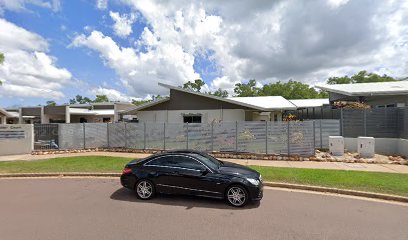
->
[0,124,33,155]
[0,125,26,140]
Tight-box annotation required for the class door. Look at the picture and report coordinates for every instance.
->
[143,155,182,194]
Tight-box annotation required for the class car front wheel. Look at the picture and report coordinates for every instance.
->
[135,179,155,200]
[226,185,248,207]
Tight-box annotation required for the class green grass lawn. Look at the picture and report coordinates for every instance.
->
[0,156,407,197]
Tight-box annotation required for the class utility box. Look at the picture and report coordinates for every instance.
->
[329,136,344,156]
[358,137,375,158]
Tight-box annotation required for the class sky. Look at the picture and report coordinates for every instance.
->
[0,0,407,107]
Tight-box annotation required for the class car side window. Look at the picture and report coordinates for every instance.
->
[173,156,205,170]
[145,156,174,166]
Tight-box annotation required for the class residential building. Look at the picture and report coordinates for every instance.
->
[316,81,408,108]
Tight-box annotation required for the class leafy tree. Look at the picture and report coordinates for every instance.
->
[93,95,109,103]
[210,88,229,98]
[183,79,205,92]
[69,95,92,104]
[0,52,4,85]
[260,80,328,99]
[131,95,164,106]
[233,79,260,97]
[46,100,57,106]
[327,70,396,84]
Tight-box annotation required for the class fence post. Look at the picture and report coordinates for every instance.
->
[107,123,110,148]
[340,108,344,136]
[124,123,128,149]
[211,122,214,152]
[320,119,323,149]
[265,121,268,154]
[313,120,316,150]
[163,122,166,150]
[83,123,86,149]
[235,121,238,153]
[363,109,367,136]
[186,123,189,149]
[287,121,290,156]
[143,122,146,150]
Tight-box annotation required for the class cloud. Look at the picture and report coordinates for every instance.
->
[0,0,61,14]
[90,87,135,102]
[109,11,136,38]
[0,18,73,99]
[96,0,107,10]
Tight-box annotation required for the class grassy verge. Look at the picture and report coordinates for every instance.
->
[0,156,407,197]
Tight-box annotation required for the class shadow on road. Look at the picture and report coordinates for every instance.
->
[110,187,260,210]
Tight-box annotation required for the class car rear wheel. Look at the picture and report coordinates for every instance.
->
[226,185,248,207]
[136,179,155,200]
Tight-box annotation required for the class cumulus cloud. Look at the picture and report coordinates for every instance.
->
[0,0,61,14]
[90,87,135,102]
[0,18,72,99]
[109,11,136,38]
[96,0,107,10]
[74,0,408,98]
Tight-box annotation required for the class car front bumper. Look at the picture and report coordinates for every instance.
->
[248,183,263,201]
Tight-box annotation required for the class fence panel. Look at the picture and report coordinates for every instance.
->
[84,123,108,148]
[58,123,84,150]
[398,108,408,139]
[34,124,59,150]
[315,120,341,148]
[164,123,187,150]
[289,121,314,155]
[267,122,288,155]
[188,123,212,152]
[145,123,164,149]
[213,122,236,152]
[342,109,364,137]
[237,121,267,153]
[108,123,126,148]
[126,123,144,149]
[366,108,398,138]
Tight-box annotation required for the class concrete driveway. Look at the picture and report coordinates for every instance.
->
[0,178,407,240]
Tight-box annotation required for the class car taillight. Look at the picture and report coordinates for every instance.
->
[122,168,132,175]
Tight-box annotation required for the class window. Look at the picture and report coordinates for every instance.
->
[145,156,174,166]
[173,156,205,170]
[103,118,111,123]
[183,115,202,123]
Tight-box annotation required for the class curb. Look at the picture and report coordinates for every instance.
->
[0,173,407,203]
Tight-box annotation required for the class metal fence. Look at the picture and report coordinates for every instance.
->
[294,107,408,139]
[34,120,340,156]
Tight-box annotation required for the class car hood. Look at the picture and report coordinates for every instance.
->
[217,161,259,179]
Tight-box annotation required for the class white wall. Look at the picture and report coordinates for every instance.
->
[0,124,34,155]
[344,137,408,157]
[137,109,246,123]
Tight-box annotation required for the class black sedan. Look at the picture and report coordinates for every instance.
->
[121,150,263,207]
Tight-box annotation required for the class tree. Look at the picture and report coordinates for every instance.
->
[131,95,164,106]
[210,88,229,98]
[46,100,57,106]
[69,95,92,104]
[260,80,328,99]
[327,70,396,84]
[93,95,109,103]
[233,79,260,97]
[0,52,4,85]
[183,79,205,92]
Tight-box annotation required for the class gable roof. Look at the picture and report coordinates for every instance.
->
[316,81,408,96]
[228,96,297,110]
[289,99,329,108]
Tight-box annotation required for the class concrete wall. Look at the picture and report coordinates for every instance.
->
[0,124,34,156]
[137,109,246,123]
[344,137,408,157]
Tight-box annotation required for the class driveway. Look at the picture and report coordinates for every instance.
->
[0,178,407,240]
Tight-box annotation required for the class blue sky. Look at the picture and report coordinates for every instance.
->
[0,0,407,107]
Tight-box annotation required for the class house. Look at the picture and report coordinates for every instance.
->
[122,83,298,123]
[1,102,135,124]
[316,81,408,108]
[0,107,13,124]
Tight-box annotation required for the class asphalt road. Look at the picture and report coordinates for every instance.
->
[0,178,407,240]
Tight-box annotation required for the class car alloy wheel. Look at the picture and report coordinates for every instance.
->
[226,186,247,207]
[136,180,154,199]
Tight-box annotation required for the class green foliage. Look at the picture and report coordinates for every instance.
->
[183,79,205,92]
[132,95,164,106]
[210,88,229,98]
[69,95,92,104]
[0,52,4,85]
[46,100,56,106]
[260,80,328,99]
[93,95,109,103]
[234,79,259,97]
[327,70,396,84]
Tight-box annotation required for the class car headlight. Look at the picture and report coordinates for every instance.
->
[246,178,260,186]
[259,174,262,182]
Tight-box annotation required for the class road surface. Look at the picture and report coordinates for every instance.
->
[0,178,407,240]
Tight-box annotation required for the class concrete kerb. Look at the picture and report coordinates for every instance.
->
[0,173,407,203]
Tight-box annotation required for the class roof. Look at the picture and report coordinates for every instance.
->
[69,108,114,116]
[0,108,13,118]
[289,99,329,108]
[122,97,170,114]
[227,96,297,110]
[316,81,408,96]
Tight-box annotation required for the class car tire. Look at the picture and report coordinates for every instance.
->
[135,179,155,200]
[225,184,249,207]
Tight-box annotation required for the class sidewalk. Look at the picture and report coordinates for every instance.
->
[1,152,407,174]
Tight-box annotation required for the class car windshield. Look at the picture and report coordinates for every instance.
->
[191,153,221,170]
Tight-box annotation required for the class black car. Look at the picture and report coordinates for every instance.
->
[121,150,263,207]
